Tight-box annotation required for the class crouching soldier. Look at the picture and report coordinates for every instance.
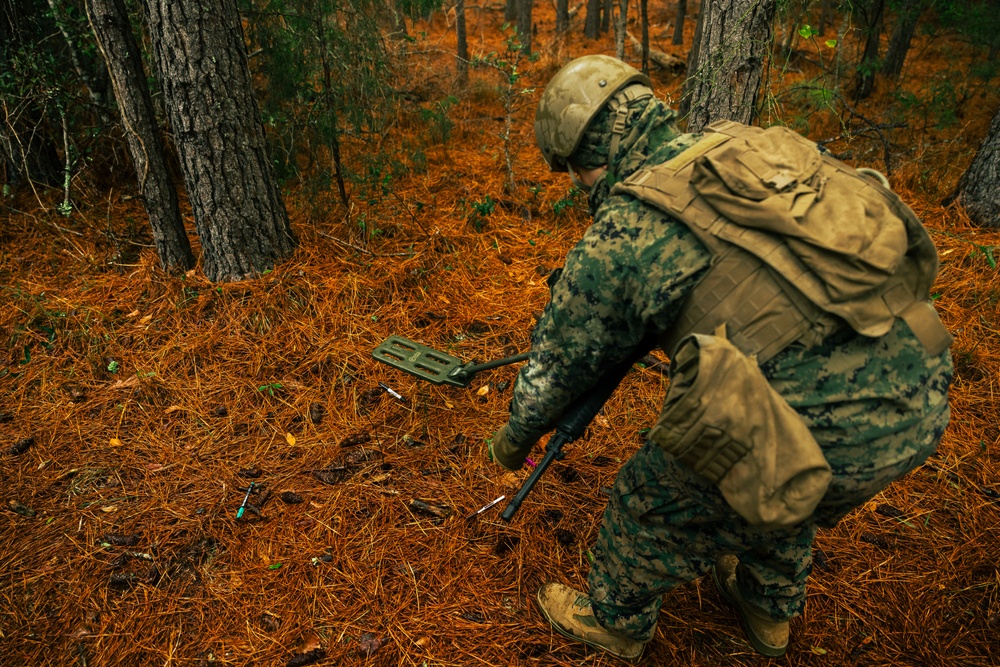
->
[488,55,953,661]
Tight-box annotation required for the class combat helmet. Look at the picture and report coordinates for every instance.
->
[535,55,652,172]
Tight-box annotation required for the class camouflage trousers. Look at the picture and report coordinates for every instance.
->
[587,437,942,643]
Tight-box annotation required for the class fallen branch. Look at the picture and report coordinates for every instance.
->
[627,31,685,72]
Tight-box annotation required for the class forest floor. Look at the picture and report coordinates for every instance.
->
[2,4,999,667]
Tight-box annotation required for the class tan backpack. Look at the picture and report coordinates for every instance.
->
[613,119,952,363]
[614,120,952,528]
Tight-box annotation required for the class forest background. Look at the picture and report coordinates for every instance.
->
[1,0,999,665]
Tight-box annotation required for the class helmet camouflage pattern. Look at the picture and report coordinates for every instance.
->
[534,55,651,172]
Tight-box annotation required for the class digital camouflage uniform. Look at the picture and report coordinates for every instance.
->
[506,97,953,642]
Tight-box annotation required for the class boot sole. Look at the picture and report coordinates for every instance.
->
[710,566,788,658]
[535,589,645,663]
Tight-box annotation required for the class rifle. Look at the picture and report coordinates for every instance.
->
[500,354,639,521]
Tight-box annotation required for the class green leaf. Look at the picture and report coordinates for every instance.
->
[798,24,818,39]
[268,562,283,570]
[825,39,838,48]
[983,246,996,269]
[107,360,119,374]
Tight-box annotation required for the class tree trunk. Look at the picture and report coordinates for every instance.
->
[640,0,649,73]
[505,0,516,22]
[86,0,194,272]
[585,0,600,38]
[142,0,296,282]
[817,0,831,35]
[882,1,925,81]
[602,0,612,34]
[673,0,687,45]
[456,0,468,84]
[853,0,885,101]
[680,0,777,133]
[516,0,533,52]
[313,9,349,207]
[556,0,569,34]
[614,0,628,59]
[953,108,1000,228]
[778,0,805,59]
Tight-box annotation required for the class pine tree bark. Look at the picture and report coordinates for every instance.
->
[614,0,628,59]
[882,1,925,81]
[516,0,533,51]
[585,0,601,38]
[673,0,687,45]
[505,0,516,22]
[602,0,613,34]
[954,107,1000,228]
[141,0,296,282]
[86,0,194,272]
[680,0,777,133]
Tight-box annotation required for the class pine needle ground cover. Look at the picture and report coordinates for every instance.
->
[2,6,998,667]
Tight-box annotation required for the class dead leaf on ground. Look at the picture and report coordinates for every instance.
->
[285,433,296,446]
[286,649,325,667]
[109,376,139,390]
[8,500,36,517]
[103,533,140,546]
[279,491,304,504]
[293,632,322,654]
[357,633,384,655]
[339,432,371,447]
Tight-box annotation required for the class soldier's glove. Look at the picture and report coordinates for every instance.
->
[488,424,534,471]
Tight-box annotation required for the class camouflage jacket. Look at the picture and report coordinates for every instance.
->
[507,99,952,472]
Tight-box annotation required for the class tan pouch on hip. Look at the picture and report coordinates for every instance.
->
[647,333,832,529]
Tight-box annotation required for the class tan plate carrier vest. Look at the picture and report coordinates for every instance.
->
[612,119,953,364]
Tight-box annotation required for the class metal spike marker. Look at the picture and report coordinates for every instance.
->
[236,482,255,519]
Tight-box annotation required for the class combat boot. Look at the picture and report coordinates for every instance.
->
[536,582,647,662]
[711,555,789,657]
